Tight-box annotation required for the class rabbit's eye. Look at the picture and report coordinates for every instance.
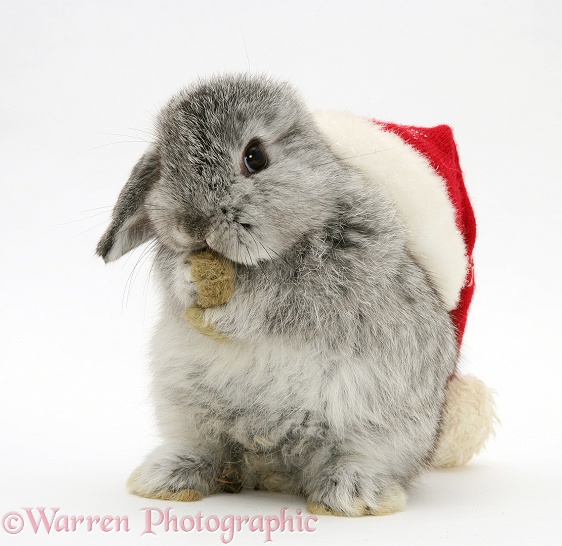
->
[243,141,268,175]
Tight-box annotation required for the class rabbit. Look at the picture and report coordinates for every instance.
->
[97,74,467,516]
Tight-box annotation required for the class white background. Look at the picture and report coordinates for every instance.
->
[1,0,561,544]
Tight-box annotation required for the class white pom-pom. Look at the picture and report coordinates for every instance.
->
[431,374,497,468]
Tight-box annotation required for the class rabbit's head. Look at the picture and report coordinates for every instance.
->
[97,74,346,265]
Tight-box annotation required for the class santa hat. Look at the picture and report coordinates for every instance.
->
[313,112,476,347]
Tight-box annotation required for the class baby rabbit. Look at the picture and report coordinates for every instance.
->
[97,74,474,516]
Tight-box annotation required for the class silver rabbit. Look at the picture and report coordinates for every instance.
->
[97,74,458,516]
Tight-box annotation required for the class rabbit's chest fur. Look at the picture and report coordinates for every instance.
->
[151,301,451,460]
[153,314,347,442]
[151,317,388,489]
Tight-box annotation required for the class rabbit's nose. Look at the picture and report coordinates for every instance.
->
[182,211,210,241]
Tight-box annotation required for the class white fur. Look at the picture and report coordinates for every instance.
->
[312,111,468,311]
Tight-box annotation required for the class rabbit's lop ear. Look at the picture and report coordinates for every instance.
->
[96,146,160,263]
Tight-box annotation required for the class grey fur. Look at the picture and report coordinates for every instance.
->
[98,74,458,515]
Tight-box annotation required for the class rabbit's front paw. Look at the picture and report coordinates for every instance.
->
[187,249,235,308]
[127,446,221,501]
[184,306,230,343]
[183,250,234,342]
[127,466,203,502]
[305,469,406,517]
